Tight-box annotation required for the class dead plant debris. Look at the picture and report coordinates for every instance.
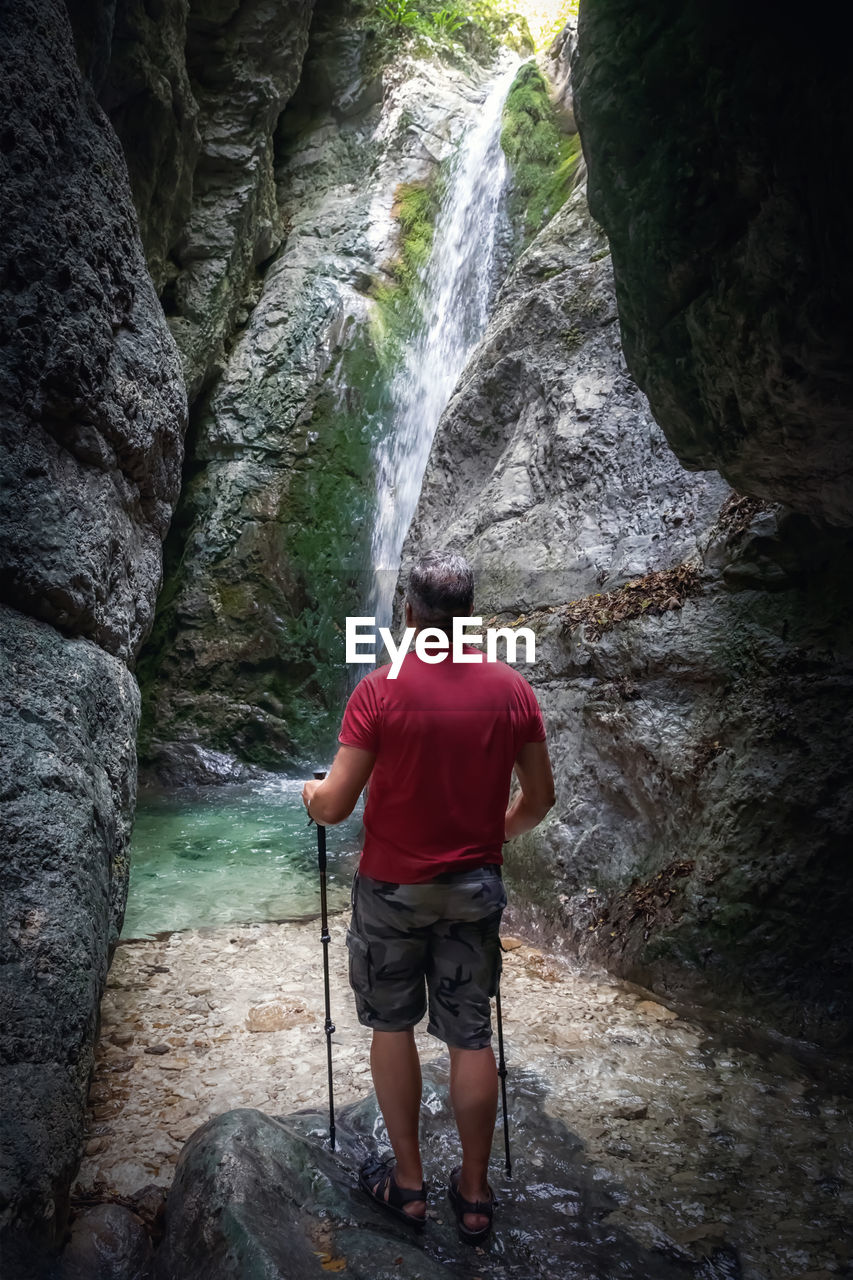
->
[559,562,702,639]
[484,562,702,640]
[714,491,774,538]
[625,860,695,937]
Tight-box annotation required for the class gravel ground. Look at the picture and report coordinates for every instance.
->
[74,916,853,1279]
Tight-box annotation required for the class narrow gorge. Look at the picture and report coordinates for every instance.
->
[1,1,851,1278]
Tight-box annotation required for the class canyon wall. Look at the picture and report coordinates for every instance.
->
[572,0,853,527]
[3,2,852,1267]
[0,0,187,1258]
[132,5,517,779]
[403,20,853,1043]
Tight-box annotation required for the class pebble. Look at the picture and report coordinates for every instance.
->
[635,1000,678,1021]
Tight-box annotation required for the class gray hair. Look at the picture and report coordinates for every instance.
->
[406,549,474,630]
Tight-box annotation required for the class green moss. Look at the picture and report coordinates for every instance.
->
[265,323,393,757]
[217,582,255,619]
[368,169,446,370]
[500,61,581,245]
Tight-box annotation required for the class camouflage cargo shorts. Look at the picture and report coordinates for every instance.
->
[346,864,507,1050]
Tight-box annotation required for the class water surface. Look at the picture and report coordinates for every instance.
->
[122,778,362,939]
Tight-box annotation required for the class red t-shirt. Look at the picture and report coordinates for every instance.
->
[337,646,546,883]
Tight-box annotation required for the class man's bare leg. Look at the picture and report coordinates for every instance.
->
[370,1029,426,1220]
[449,1045,498,1232]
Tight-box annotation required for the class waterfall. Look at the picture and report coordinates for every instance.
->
[369,60,519,630]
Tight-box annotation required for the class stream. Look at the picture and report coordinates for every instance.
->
[122,781,362,939]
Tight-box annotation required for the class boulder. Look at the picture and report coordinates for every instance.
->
[154,1063,711,1279]
[0,608,139,1251]
[59,1203,153,1280]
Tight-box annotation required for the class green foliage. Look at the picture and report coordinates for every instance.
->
[500,60,580,244]
[378,0,420,29]
[363,0,533,62]
[431,5,467,33]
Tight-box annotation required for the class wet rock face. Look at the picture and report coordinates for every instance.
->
[573,2,853,526]
[403,178,853,1044]
[0,0,186,1256]
[0,0,186,662]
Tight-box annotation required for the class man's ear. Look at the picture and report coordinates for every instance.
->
[404,600,414,628]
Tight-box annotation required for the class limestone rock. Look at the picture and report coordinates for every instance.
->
[245,1001,311,1032]
[89,0,201,294]
[68,1,316,399]
[405,183,729,613]
[137,24,511,771]
[0,0,186,1258]
[572,2,853,526]
[402,175,853,1044]
[161,0,316,400]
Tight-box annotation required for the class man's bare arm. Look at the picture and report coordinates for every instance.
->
[504,739,555,840]
[301,744,376,825]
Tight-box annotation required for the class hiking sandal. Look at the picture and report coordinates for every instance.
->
[358,1155,427,1231]
[448,1165,496,1245]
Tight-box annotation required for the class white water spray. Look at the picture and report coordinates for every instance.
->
[369,61,519,629]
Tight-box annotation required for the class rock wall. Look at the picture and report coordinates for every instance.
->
[0,0,186,1257]
[68,0,316,399]
[403,170,853,1044]
[572,0,853,527]
[136,12,512,778]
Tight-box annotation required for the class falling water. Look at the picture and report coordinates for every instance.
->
[369,61,519,629]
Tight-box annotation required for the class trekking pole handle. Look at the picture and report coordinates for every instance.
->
[310,771,328,848]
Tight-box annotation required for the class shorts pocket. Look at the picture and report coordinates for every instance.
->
[346,928,371,998]
[487,938,503,998]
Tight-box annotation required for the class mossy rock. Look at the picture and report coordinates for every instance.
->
[501,60,581,245]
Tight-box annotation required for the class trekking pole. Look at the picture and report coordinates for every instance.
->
[312,769,336,1150]
[495,980,511,1178]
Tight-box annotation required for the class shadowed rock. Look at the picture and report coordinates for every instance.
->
[573,1,853,526]
[59,1203,153,1280]
[154,1062,727,1279]
[0,0,186,1257]
[402,159,853,1042]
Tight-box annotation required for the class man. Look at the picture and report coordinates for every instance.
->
[301,550,555,1244]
